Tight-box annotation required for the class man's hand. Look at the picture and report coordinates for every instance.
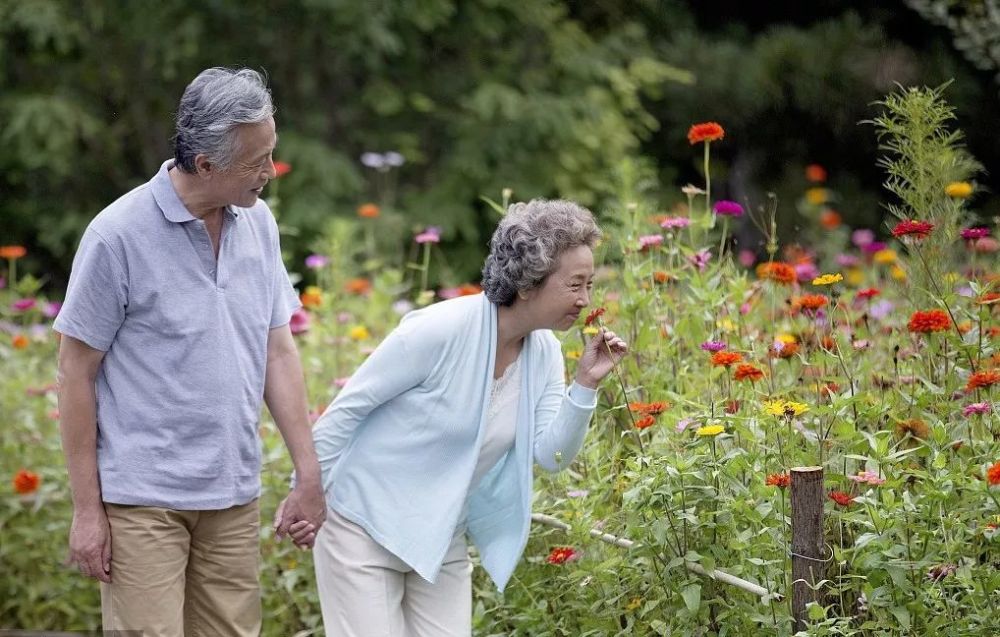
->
[273,481,326,549]
[66,506,112,583]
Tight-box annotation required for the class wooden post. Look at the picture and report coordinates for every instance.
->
[791,466,825,632]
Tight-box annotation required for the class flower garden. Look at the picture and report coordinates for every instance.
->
[2,85,999,635]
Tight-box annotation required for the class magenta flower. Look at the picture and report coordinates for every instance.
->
[42,302,61,319]
[700,340,727,352]
[660,216,691,229]
[689,249,712,271]
[737,249,756,268]
[305,254,329,269]
[712,200,744,216]
[961,227,990,241]
[415,227,441,244]
[12,298,36,312]
[639,235,664,251]
[795,262,819,282]
[848,470,885,486]
[962,402,991,417]
[289,308,311,335]
[862,241,887,254]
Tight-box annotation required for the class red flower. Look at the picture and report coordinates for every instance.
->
[687,122,725,145]
[635,415,656,429]
[733,364,764,382]
[755,262,797,285]
[546,546,579,565]
[357,203,381,218]
[828,491,853,507]
[908,309,950,334]
[13,469,40,495]
[805,164,827,183]
[819,209,842,229]
[584,307,605,327]
[710,351,742,367]
[966,371,1000,393]
[273,161,292,177]
[987,461,1000,486]
[724,399,741,414]
[344,278,372,295]
[797,294,829,312]
[856,288,880,301]
[645,401,669,415]
[766,473,790,488]
[891,220,934,240]
[0,245,27,260]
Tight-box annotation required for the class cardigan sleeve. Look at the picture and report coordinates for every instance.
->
[532,338,599,472]
[311,316,440,492]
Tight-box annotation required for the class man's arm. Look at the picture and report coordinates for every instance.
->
[57,335,112,582]
[263,324,325,547]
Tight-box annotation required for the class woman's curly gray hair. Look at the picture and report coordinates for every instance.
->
[482,199,601,306]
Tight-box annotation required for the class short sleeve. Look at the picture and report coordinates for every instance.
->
[52,229,129,351]
[269,234,301,329]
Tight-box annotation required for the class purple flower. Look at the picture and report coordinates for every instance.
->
[962,402,991,417]
[638,235,664,250]
[794,262,819,282]
[42,302,61,319]
[712,200,744,217]
[305,254,329,269]
[415,227,441,244]
[12,298,36,312]
[852,228,875,248]
[835,253,860,267]
[961,227,990,240]
[676,418,697,433]
[689,249,712,271]
[862,241,887,254]
[869,299,894,320]
[700,340,727,352]
[660,216,691,229]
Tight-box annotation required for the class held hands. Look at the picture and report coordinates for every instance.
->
[575,327,628,389]
[274,481,326,549]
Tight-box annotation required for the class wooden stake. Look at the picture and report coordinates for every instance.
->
[791,466,825,632]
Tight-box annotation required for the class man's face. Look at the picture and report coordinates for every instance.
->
[209,116,277,208]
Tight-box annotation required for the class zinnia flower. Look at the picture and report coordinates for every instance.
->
[852,229,875,248]
[762,400,809,417]
[688,249,712,271]
[700,340,727,352]
[357,203,381,218]
[805,164,827,183]
[891,220,935,240]
[962,402,990,417]
[12,298,36,311]
[289,308,311,335]
[546,546,579,565]
[652,271,673,284]
[12,469,40,495]
[812,273,843,286]
[987,461,1000,486]
[712,200,744,217]
[348,325,371,341]
[660,216,691,229]
[819,209,842,229]
[696,424,725,437]
[896,418,930,440]
[639,235,664,251]
[0,246,27,260]
[755,262,797,285]
[635,415,656,429]
[305,254,329,269]
[796,294,829,312]
[766,473,791,488]
[11,334,29,349]
[961,227,989,240]
[966,371,1000,392]
[300,286,323,308]
[828,491,853,507]
[710,351,742,367]
[848,470,885,486]
[908,309,950,333]
[273,161,292,177]
[584,307,605,327]
[945,181,973,198]
[927,564,958,581]
[687,122,725,144]
[415,227,441,244]
[856,288,880,301]
[733,364,764,382]
[769,340,800,359]
[344,278,372,295]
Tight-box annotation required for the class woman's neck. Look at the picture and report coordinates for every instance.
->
[496,302,533,350]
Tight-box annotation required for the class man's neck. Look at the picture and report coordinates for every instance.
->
[169,166,225,221]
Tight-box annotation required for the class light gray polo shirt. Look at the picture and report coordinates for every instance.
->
[54,159,300,510]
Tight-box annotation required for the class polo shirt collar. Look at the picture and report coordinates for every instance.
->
[151,159,241,223]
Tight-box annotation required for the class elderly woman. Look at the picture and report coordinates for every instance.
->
[308,199,626,636]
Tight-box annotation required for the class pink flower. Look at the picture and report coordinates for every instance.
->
[689,249,712,271]
[639,235,664,251]
[675,418,697,433]
[12,298,36,311]
[660,216,691,229]
[862,241,887,254]
[333,377,351,388]
[740,302,751,315]
[415,227,441,244]
[795,262,819,282]
[305,254,329,269]
[972,237,999,253]
[960,227,990,240]
[289,308,311,335]
[963,402,991,417]
[835,253,860,267]
[852,229,875,248]
[738,250,756,268]
[566,489,589,498]
[712,200,744,216]
[42,302,62,318]
[848,470,885,486]
[700,340,727,352]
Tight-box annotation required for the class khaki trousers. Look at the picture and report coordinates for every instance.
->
[100,499,261,637]
[314,508,472,637]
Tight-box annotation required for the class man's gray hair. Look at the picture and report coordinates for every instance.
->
[482,199,601,306]
[173,67,275,173]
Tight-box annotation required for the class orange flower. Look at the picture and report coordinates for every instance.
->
[584,307,606,327]
[769,341,799,359]
[635,415,656,429]
[710,351,742,367]
[344,278,372,295]
[11,334,29,350]
[966,371,1000,393]
[896,419,930,440]
[908,309,950,334]
[733,363,764,382]
[755,262,796,285]
[13,469,40,495]
[357,203,381,218]
[797,294,829,312]
[653,271,673,284]
[273,161,292,177]
[978,292,1000,306]
[819,336,836,351]
[0,245,27,260]
[766,473,790,488]
[687,122,725,145]
[987,461,1000,486]
[300,286,323,308]
[819,209,842,229]
[805,164,827,183]
[645,401,669,415]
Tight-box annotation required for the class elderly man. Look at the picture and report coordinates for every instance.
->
[54,67,324,636]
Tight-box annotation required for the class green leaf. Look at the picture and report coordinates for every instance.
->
[681,584,701,613]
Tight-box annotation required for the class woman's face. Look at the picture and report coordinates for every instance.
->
[523,245,595,330]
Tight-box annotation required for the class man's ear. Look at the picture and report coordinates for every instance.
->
[193,154,214,178]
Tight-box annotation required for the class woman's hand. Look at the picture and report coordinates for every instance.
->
[574,327,628,389]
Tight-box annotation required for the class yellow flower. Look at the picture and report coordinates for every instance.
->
[846,268,864,286]
[626,597,643,612]
[944,271,959,283]
[300,285,323,308]
[805,188,829,205]
[873,249,897,265]
[582,326,599,336]
[696,424,725,437]
[776,333,797,344]
[945,181,973,198]
[566,349,582,360]
[891,265,906,281]
[762,400,809,417]
[348,325,371,341]
[717,318,736,332]
[812,273,843,286]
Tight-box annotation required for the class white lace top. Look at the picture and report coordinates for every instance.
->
[469,353,522,490]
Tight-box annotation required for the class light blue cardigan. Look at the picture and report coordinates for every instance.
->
[311,293,597,590]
